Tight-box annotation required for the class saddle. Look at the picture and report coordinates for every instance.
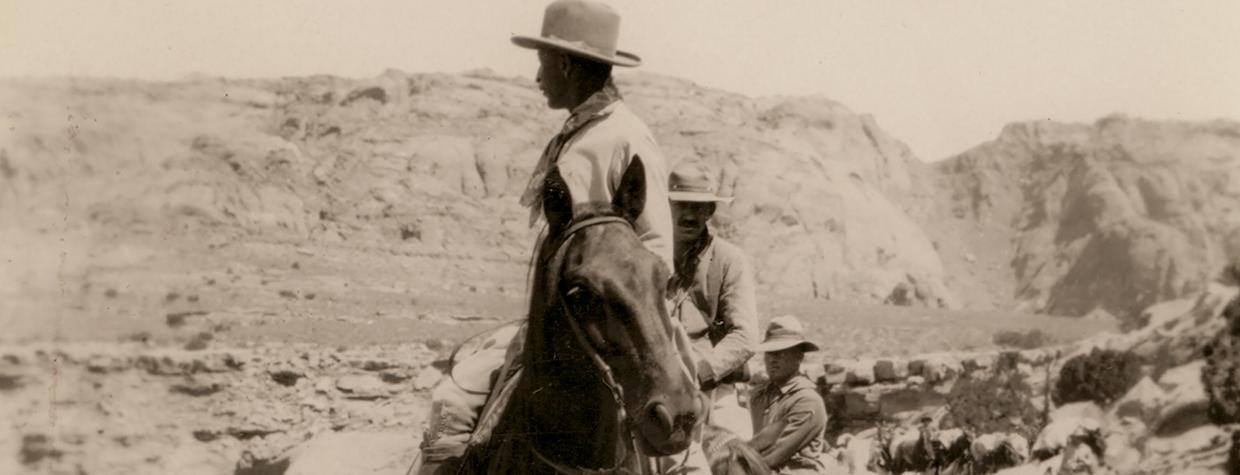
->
[418,322,525,464]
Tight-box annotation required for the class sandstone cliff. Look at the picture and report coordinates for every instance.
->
[934,116,1240,321]
[0,71,956,309]
[4,73,1237,320]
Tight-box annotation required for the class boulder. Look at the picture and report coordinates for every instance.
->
[1102,422,1144,474]
[872,360,900,382]
[1033,402,1104,458]
[1151,361,1210,435]
[411,368,443,391]
[1110,376,1167,424]
[336,374,393,400]
[844,359,876,386]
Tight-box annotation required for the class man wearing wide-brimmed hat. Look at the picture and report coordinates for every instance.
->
[747,315,828,474]
[512,0,672,271]
[667,162,758,440]
[413,1,699,473]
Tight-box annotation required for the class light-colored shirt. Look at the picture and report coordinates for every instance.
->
[672,236,758,385]
[555,100,673,271]
[748,375,828,473]
[521,81,673,272]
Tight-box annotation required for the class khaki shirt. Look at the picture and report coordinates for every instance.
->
[521,81,673,272]
[672,237,758,384]
[748,375,828,473]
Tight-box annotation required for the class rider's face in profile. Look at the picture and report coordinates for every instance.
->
[671,201,716,243]
[536,49,572,109]
[763,347,804,384]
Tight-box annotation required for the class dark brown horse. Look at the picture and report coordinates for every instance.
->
[456,158,705,473]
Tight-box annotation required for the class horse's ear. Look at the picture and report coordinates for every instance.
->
[613,156,646,223]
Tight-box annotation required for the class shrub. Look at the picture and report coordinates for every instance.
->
[946,366,1042,442]
[1053,348,1143,407]
[1202,295,1240,424]
[993,329,1055,350]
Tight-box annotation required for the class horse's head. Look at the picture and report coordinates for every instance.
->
[539,157,704,457]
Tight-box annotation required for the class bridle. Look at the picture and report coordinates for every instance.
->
[529,215,649,475]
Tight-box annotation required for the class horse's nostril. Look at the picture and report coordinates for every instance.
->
[676,412,698,431]
[647,402,674,434]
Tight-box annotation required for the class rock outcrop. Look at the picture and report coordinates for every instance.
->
[934,117,1240,322]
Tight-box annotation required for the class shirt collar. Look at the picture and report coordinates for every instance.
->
[766,374,814,397]
[561,78,622,135]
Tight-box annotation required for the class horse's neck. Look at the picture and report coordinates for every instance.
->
[524,367,625,467]
[521,315,627,469]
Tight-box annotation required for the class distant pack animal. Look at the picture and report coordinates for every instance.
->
[871,421,944,474]
[934,428,975,474]
[972,432,1029,474]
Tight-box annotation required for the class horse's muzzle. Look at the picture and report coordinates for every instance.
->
[635,392,705,456]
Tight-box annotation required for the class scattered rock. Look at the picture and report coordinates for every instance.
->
[269,368,306,387]
[171,380,225,397]
[185,334,211,351]
[284,430,416,475]
[20,434,63,465]
[125,331,153,344]
[411,369,442,391]
[86,355,129,374]
[192,430,220,442]
[167,310,208,328]
[0,373,23,391]
[1111,376,1168,425]
[1033,402,1104,458]
[336,374,392,400]
[354,359,399,372]
[380,370,411,384]
[235,451,291,475]
[279,290,298,299]
[314,377,335,394]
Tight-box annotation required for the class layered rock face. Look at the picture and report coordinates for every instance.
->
[0,71,955,308]
[934,116,1240,321]
[3,73,1237,317]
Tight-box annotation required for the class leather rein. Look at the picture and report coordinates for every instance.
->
[529,215,648,475]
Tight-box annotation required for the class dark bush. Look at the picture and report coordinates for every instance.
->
[1202,295,1240,424]
[1053,348,1143,407]
[993,329,1055,350]
[946,366,1042,442]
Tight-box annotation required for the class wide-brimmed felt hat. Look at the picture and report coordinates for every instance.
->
[758,315,820,353]
[511,0,641,68]
[668,162,733,203]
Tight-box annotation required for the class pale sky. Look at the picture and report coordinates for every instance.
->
[2,0,1238,160]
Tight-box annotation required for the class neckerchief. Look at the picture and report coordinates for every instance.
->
[671,232,713,293]
[519,79,623,227]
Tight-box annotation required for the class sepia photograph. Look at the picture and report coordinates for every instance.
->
[1,1,1239,473]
